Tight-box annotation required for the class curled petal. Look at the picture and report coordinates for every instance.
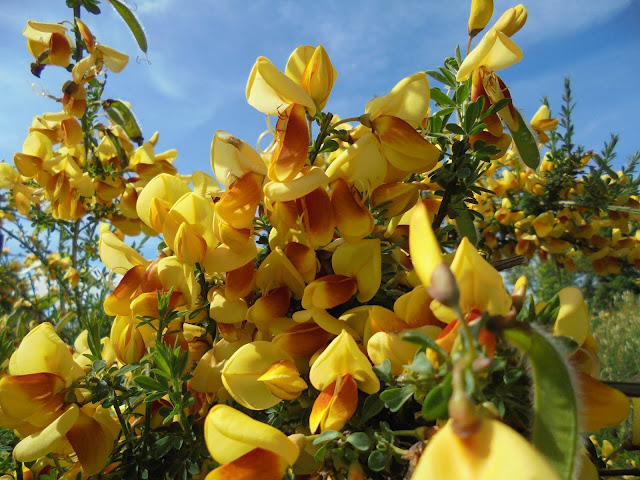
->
[365,72,430,126]
[302,275,357,310]
[9,323,84,385]
[13,404,79,463]
[204,404,300,466]
[246,56,316,116]
[457,29,523,82]
[269,103,309,183]
[207,447,291,480]
[309,374,358,433]
[264,166,328,203]
[309,330,379,394]
[211,130,267,186]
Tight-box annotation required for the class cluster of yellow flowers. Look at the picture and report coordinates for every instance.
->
[0,1,637,479]
[474,148,640,275]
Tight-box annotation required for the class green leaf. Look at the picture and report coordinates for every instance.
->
[432,106,456,118]
[373,359,393,383]
[481,97,511,119]
[103,99,144,145]
[345,432,372,451]
[430,88,456,107]
[426,70,454,88]
[422,373,452,421]
[319,139,339,153]
[367,449,390,472]
[503,324,578,480]
[454,208,478,246]
[380,386,415,412]
[506,109,541,169]
[312,430,342,445]
[446,123,465,136]
[134,375,166,392]
[402,331,447,359]
[361,394,385,423]
[108,0,148,53]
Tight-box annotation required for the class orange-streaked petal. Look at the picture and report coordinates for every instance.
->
[204,404,300,466]
[206,447,290,480]
[309,374,358,433]
[66,409,113,476]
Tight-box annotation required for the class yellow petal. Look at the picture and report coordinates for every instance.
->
[365,72,430,126]
[325,131,387,191]
[95,44,129,73]
[205,447,290,480]
[13,404,79,463]
[264,166,328,203]
[99,231,148,274]
[222,342,293,410]
[468,0,494,37]
[492,4,528,37]
[577,371,630,432]
[136,173,191,232]
[412,417,561,480]
[332,239,381,303]
[257,359,308,401]
[456,29,522,81]
[309,330,379,395]
[246,56,316,116]
[9,323,84,385]
[409,201,442,288]
[552,287,590,348]
[431,238,512,322]
[66,409,113,475]
[204,404,299,466]
[211,130,267,186]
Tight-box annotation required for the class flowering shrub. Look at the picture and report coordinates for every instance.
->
[0,1,639,479]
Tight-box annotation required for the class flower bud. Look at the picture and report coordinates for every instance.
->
[492,4,528,37]
[468,0,494,38]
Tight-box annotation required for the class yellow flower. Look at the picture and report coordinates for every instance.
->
[332,239,381,303]
[246,56,316,116]
[411,417,561,480]
[23,21,72,67]
[0,324,118,476]
[308,331,379,432]
[456,29,523,82]
[204,405,300,480]
[221,342,306,410]
[211,130,267,187]
[365,72,431,127]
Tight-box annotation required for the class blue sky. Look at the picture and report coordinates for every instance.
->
[2,0,639,176]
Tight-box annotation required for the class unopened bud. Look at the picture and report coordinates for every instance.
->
[427,261,460,309]
[492,4,528,37]
[468,0,494,38]
[510,275,528,312]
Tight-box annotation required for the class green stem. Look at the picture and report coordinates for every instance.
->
[110,391,134,446]
[432,187,452,231]
[331,116,361,129]
[71,219,82,320]
[453,304,477,360]
[308,112,334,165]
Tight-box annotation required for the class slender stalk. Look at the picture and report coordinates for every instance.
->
[308,112,334,165]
